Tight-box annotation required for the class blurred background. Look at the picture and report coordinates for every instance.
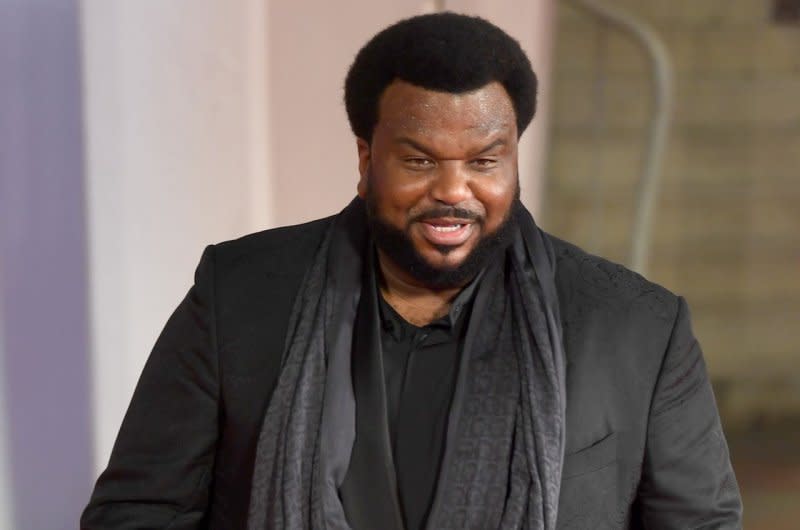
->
[0,0,797,528]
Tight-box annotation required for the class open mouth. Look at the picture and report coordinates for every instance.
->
[419,220,474,246]
[429,224,465,232]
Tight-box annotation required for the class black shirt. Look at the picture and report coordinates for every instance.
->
[377,281,478,530]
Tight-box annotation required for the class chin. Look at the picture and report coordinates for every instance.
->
[419,248,471,271]
[413,230,477,261]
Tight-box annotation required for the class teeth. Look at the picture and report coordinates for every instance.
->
[431,224,462,232]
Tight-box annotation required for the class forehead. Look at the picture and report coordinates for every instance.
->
[375,80,516,138]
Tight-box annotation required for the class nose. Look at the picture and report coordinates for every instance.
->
[429,161,472,205]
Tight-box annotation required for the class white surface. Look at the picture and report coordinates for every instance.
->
[81,0,273,471]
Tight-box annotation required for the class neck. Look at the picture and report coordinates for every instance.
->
[376,249,465,326]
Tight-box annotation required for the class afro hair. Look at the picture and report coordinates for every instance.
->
[344,12,537,141]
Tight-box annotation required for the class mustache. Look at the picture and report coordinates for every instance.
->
[410,206,482,223]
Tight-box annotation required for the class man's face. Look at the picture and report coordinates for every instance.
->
[357,80,520,289]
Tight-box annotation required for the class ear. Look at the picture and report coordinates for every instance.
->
[356,137,370,199]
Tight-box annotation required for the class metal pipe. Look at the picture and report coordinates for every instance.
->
[565,0,674,275]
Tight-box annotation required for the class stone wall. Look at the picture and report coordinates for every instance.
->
[544,0,800,430]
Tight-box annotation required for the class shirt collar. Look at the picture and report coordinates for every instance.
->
[376,262,485,338]
[445,269,483,328]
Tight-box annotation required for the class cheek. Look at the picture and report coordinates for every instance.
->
[474,178,516,210]
[368,179,427,226]
[371,173,429,209]
[470,181,516,232]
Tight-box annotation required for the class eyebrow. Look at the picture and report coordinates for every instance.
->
[474,138,508,155]
[395,136,508,157]
[395,137,436,157]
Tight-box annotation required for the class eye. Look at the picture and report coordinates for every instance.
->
[471,158,498,170]
[404,157,435,170]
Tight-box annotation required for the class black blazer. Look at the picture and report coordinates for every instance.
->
[81,216,742,529]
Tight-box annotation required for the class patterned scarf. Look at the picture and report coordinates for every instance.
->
[248,198,566,529]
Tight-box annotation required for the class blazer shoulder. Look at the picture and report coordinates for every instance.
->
[211,215,334,280]
[201,215,335,339]
[546,232,678,325]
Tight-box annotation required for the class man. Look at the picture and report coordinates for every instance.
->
[82,13,742,530]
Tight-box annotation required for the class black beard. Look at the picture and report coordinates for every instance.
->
[364,192,517,290]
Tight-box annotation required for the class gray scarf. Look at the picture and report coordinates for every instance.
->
[248,198,566,529]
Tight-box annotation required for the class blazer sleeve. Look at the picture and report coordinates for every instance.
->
[636,296,743,529]
[81,246,220,529]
